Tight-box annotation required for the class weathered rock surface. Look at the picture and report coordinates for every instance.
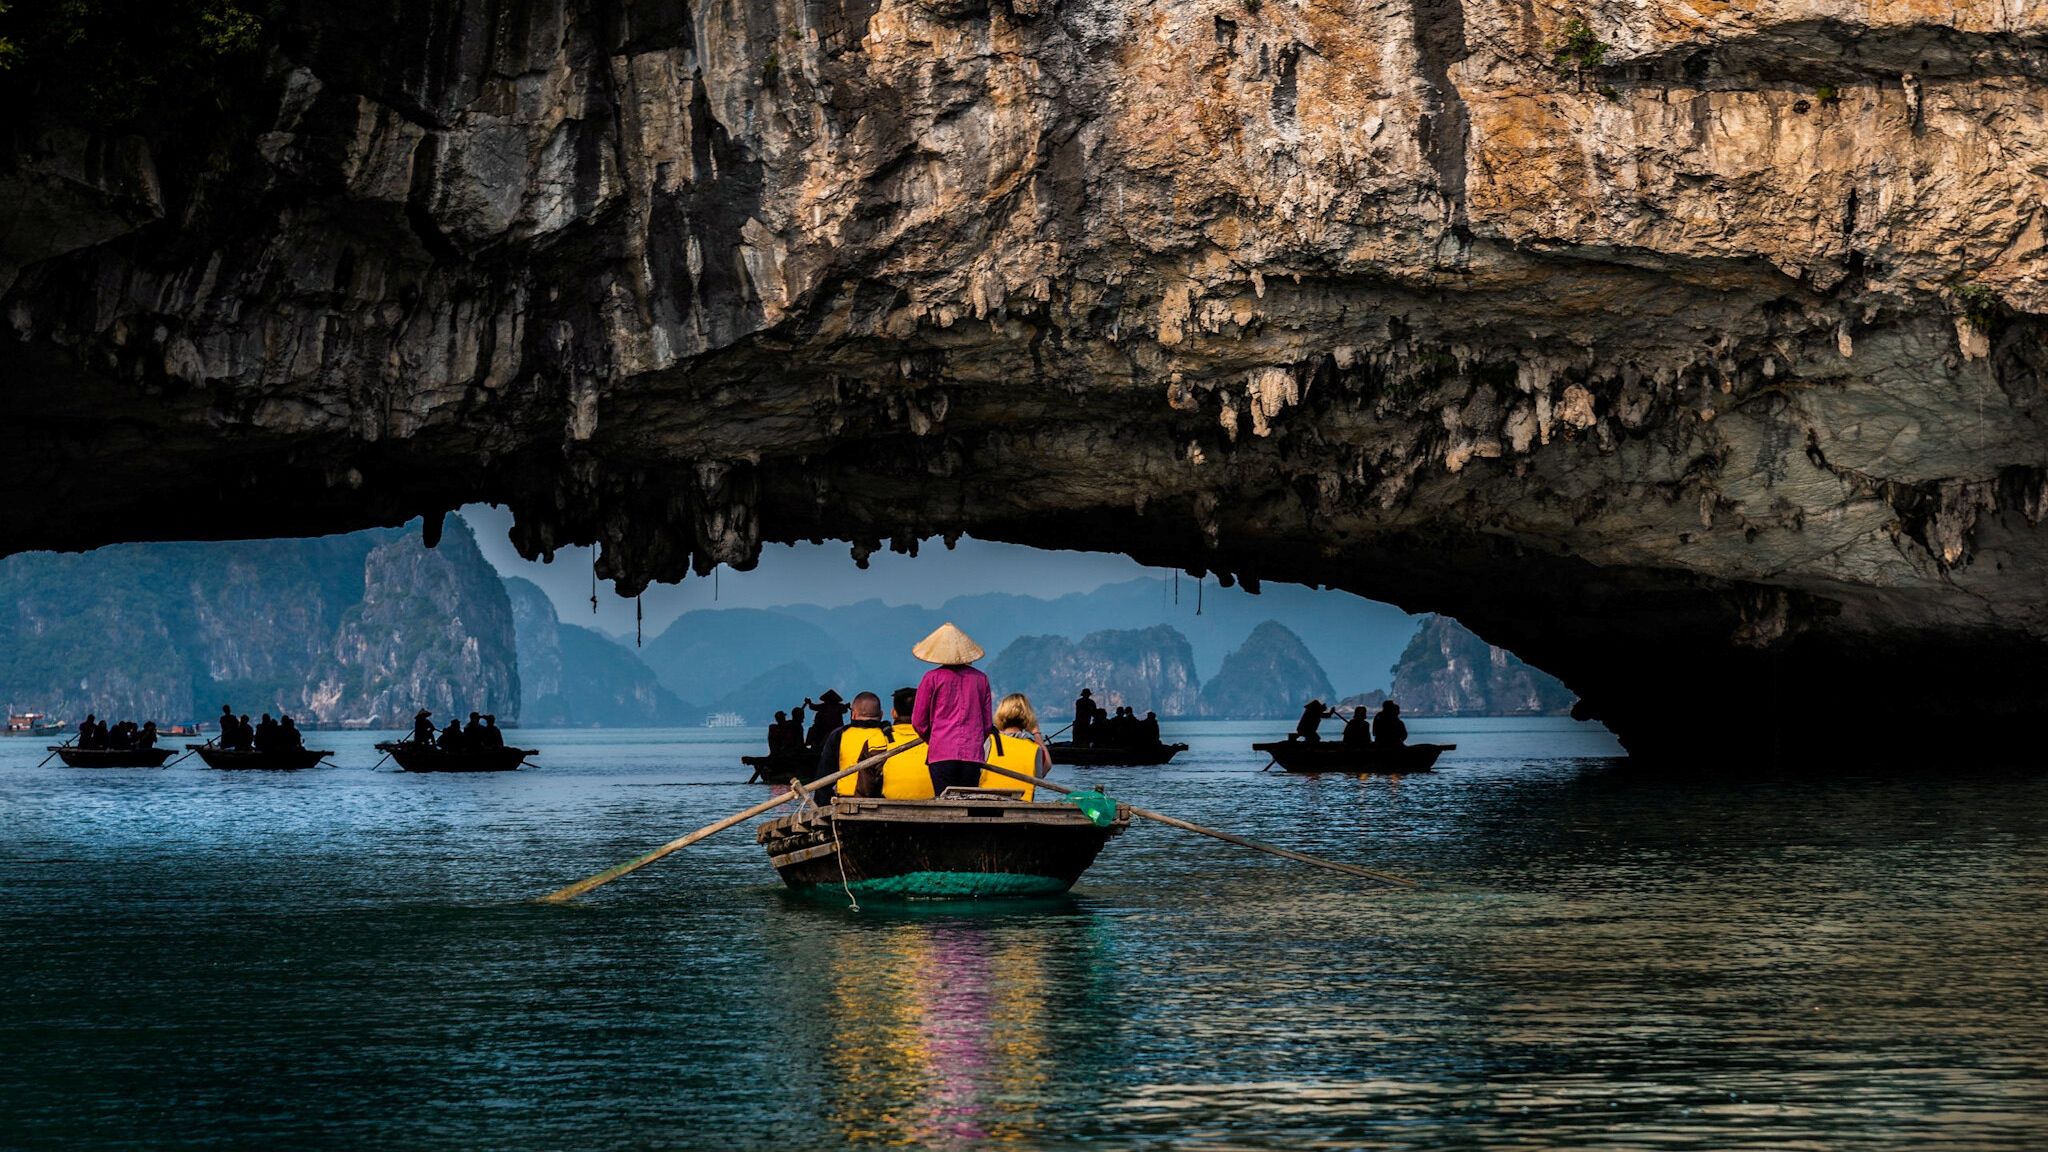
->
[1200,620,1335,719]
[990,625,1201,717]
[2,0,2044,758]
[1390,614,1575,716]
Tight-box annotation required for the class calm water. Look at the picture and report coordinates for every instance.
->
[3,720,2044,1149]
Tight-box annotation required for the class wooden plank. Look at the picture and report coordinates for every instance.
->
[769,841,841,868]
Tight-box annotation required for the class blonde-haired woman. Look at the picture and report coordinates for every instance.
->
[993,692,1054,777]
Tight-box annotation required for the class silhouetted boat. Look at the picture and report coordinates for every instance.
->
[48,745,174,768]
[187,744,333,770]
[1252,741,1455,774]
[374,741,536,772]
[756,791,1129,899]
[743,749,824,784]
[1047,741,1188,767]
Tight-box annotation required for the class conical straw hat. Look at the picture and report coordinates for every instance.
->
[912,622,984,665]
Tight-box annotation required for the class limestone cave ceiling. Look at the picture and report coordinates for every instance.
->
[1,0,2043,759]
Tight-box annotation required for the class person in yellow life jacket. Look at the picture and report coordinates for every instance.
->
[981,692,1052,800]
[875,687,935,799]
[818,692,892,795]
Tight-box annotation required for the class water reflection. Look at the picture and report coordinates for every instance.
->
[821,908,1108,1145]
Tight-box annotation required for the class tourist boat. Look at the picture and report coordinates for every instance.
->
[1047,741,1189,767]
[186,744,334,770]
[1252,740,1456,774]
[7,712,67,737]
[742,748,824,785]
[702,711,746,728]
[756,789,1130,900]
[374,741,538,772]
[47,745,176,768]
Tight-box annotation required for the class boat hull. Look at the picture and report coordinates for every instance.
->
[742,750,825,785]
[375,742,535,772]
[1048,741,1187,767]
[757,795,1128,900]
[1252,741,1454,774]
[189,745,333,770]
[49,746,175,768]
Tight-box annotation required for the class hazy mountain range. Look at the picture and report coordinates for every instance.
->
[3,516,1577,727]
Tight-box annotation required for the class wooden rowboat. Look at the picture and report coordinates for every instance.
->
[741,748,824,785]
[1252,740,1455,774]
[756,790,1130,900]
[374,741,536,773]
[48,745,175,768]
[1047,741,1188,767]
[187,744,334,770]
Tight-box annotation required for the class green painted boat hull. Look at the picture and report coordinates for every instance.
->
[796,870,1073,900]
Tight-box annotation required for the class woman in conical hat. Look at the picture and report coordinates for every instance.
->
[909,623,994,796]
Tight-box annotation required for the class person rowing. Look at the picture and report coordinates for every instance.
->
[909,623,994,797]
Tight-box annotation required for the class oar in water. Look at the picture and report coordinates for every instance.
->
[975,761,1416,889]
[35,739,75,768]
[538,737,925,904]
[164,738,212,769]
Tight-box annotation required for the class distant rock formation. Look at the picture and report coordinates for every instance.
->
[505,577,688,727]
[1390,616,1575,716]
[298,516,520,726]
[0,517,517,726]
[639,609,860,718]
[1199,621,1335,720]
[989,625,1201,718]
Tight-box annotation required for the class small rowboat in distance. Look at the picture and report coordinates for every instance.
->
[1252,740,1456,775]
[374,742,537,773]
[1047,741,1188,767]
[187,744,333,770]
[48,745,175,768]
[757,789,1130,900]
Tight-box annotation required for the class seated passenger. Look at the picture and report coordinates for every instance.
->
[1342,708,1373,749]
[138,721,159,750]
[1139,710,1162,746]
[279,715,304,751]
[980,692,1050,800]
[438,719,465,751]
[480,715,505,749]
[873,687,934,800]
[767,711,790,756]
[824,692,892,797]
[1373,701,1408,749]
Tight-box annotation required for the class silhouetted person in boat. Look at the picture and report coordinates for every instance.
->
[1292,700,1336,742]
[1074,689,1099,746]
[219,705,238,747]
[805,691,847,750]
[1140,711,1161,746]
[279,715,304,752]
[78,715,99,749]
[139,721,159,750]
[1342,707,1374,749]
[817,691,890,797]
[479,715,504,749]
[411,710,436,746]
[254,713,280,754]
[767,711,791,755]
[108,720,136,749]
[438,718,465,751]
[1373,701,1407,749]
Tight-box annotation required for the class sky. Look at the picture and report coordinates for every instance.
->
[460,504,1162,637]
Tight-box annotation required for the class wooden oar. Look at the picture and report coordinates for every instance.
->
[976,762,1416,889]
[36,739,74,768]
[538,737,925,904]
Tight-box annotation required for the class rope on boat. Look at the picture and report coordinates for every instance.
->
[831,814,860,912]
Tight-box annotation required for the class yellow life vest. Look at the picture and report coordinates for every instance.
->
[832,723,893,796]
[979,731,1042,801]
[878,727,934,800]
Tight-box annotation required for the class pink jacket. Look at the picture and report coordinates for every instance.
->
[911,664,994,763]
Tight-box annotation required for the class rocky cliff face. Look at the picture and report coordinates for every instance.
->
[1391,614,1575,716]
[0,518,516,724]
[308,516,520,724]
[990,625,1201,718]
[3,1,2043,759]
[1200,620,1334,719]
